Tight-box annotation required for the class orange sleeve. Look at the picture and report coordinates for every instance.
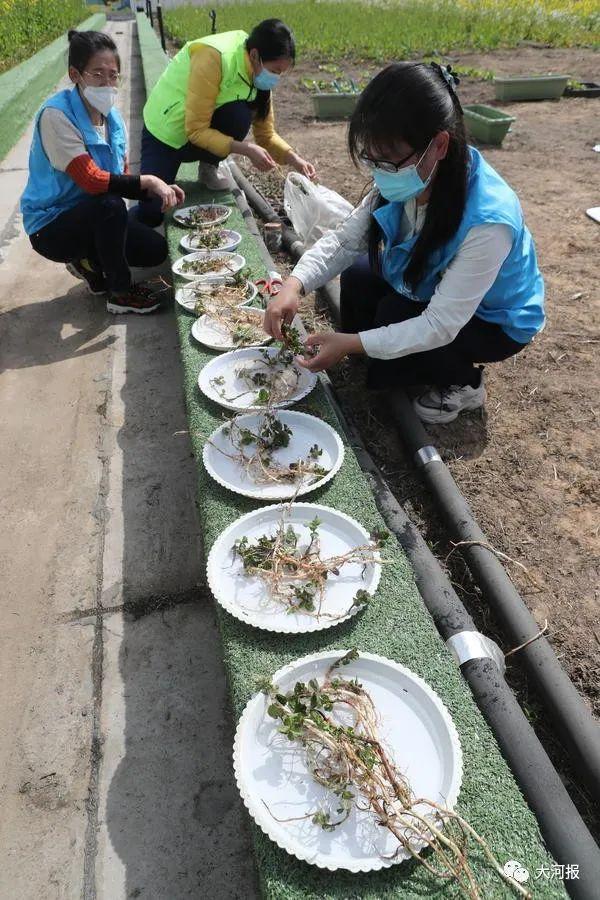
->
[66,154,110,194]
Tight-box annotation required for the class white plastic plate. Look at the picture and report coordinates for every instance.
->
[180,228,242,253]
[175,280,259,313]
[233,650,463,870]
[586,207,600,225]
[173,204,231,228]
[203,410,344,499]
[191,308,268,351]
[172,251,245,282]
[206,503,380,633]
[198,346,317,412]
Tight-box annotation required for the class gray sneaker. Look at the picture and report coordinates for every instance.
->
[414,378,486,424]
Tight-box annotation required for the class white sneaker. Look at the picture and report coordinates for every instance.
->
[198,161,231,190]
[413,378,487,424]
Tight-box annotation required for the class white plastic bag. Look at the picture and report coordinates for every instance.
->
[283,172,353,248]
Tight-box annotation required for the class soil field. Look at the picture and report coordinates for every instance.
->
[239,45,600,828]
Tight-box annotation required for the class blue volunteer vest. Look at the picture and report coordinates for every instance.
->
[374,147,545,343]
[21,87,127,235]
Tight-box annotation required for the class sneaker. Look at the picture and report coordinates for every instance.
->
[66,260,107,295]
[414,377,487,424]
[106,283,161,315]
[198,161,231,190]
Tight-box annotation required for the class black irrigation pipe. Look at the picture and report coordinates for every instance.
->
[387,395,600,805]
[227,162,600,895]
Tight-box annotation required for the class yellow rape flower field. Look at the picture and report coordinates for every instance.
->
[166,0,600,61]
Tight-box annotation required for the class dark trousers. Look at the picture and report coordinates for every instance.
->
[340,256,527,389]
[135,100,253,226]
[30,194,168,293]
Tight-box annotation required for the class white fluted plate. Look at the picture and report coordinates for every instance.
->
[173,204,231,228]
[180,228,242,252]
[175,280,259,313]
[233,649,463,870]
[198,346,317,412]
[172,250,245,282]
[203,411,344,499]
[206,503,379,633]
[191,308,268,351]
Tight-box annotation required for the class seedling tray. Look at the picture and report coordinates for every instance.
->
[493,75,569,101]
[311,92,359,119]
[464,104,515,145]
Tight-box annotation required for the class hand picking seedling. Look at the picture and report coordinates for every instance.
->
[281,323,319,361]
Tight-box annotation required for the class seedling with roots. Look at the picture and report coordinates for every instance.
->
[260,651,531,899]
[196,303,267,348]
[181,255,237,276]
[213,411,330,488]
[189,228,232,251]
[192,273,256,317]
[281,323,318,358]
[180,205,229,227]
[209,345,302,407]
[233,510,387,617]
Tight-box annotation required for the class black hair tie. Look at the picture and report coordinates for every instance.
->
[429,61,463,113]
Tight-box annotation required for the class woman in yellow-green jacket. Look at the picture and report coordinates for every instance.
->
[136,18,315,225]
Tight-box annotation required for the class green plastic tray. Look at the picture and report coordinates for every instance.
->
[464,104,515,145]
[493,75,569,101]
[310,92,359,119]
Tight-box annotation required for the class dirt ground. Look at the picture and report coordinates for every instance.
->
[241,45,600,825]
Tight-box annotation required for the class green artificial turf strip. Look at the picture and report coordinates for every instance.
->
[138,16,564,897]
[0,13,105,163]
[165,189,565,900]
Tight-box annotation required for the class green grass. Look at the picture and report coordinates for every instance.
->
[0,0,87,74]
[165,0,600,62]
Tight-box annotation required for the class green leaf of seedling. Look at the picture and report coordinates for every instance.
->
[353,589,372,607]
[370,527,390,546]
[257,388,270,405]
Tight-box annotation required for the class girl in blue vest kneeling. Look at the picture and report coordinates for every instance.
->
[21,30,185,314]
[137,19,314,226]
[264,63,545,424]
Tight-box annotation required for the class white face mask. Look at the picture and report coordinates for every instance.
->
[82,85,118,117]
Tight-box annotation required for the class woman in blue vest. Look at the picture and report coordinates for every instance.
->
[21,30,184,314]
[264,63,545,424]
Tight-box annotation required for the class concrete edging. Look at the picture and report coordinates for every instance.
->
[0,12,106,162]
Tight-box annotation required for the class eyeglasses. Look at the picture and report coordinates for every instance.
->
[83,70,122,87]
[359,149,418,174]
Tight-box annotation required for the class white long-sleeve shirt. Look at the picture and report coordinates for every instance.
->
[291,190,513,360]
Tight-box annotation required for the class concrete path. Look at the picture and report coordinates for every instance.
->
[0,18,257,900]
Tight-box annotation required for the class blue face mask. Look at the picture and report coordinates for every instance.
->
[254,65,280,91]
[373,142,436,203]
